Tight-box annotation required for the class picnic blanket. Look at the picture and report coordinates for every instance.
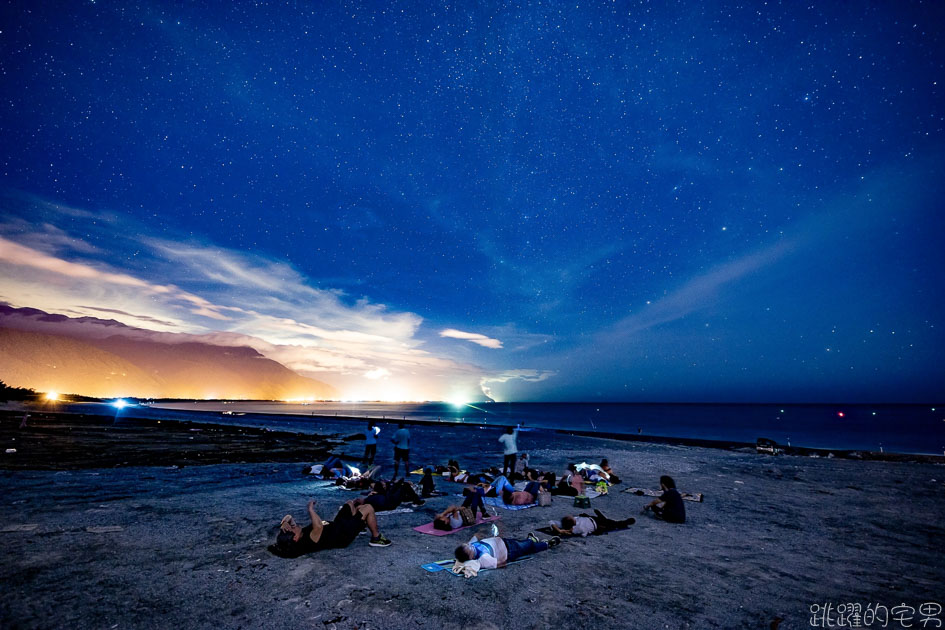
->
[421,556,534,576]
[483,496,538,510]
[413,515,501,536]
[622,487,704,502]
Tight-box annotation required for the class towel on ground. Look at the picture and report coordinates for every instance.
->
[481,496,537,510]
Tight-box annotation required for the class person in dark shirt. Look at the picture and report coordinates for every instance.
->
[363,479,425,512]
[268,499,391,558]
[643,475,686,523]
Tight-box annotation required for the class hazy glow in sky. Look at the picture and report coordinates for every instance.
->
[1,2,943,401]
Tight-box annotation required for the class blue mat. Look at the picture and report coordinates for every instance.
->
[422,556,534,576]
[482,496,538,510]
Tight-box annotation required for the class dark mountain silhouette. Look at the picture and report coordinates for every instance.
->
[0,305,336,399]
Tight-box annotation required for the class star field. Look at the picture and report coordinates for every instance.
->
[0,1,942,401]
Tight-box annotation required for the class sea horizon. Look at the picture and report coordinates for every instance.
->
[40,399,945,457]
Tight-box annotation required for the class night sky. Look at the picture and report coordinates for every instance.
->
[1,1,943,402]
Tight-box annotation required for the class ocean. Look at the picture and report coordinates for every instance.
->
[63,400,945,456]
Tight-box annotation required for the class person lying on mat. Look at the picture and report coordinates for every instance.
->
[599,458,621,484]
[551,509,635,537]
[364,479,425,512]
[454,531,560,569]
[642,475,686,523]
[268,499,391,557]
[486,475,542,505]
[432,490,490,531]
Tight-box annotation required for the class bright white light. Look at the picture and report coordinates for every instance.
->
[45,391,59,402]
[112,399,129,409]
[448,397,467,408]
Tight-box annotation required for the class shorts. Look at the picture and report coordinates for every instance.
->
[314,505,366,550]
[394,447,410,462]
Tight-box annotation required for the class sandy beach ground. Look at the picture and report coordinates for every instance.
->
[1,412,943,629]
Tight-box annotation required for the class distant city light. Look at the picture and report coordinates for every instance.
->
[45,391,59,402]
[112,399,129,409]
[837,411,845,418]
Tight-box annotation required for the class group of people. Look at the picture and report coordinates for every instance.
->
[272,421,686,562]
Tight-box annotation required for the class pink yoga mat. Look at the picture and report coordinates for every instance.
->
[412,515,501,536]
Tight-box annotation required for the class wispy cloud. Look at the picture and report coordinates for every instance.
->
[479,369,555,400]
[440,328,504,349]
[0,194,527,400]
[604,239,796,341]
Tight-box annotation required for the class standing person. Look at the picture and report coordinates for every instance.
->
[362,422,380,467]
[390,422,411,480]
[643,475,686,523]
[498,426,518,476]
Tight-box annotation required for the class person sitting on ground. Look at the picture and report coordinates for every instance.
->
[510,453,530,481]
[551,509,635,537]
[420,467,437,497]
[454,531,560,572]
[268,499,391,557]
[364,479,425,512]
[642,475,686,523]
[553,464,585,496]
[599,458,621,484]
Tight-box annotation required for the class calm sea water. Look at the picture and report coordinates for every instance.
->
[68,401,945,456]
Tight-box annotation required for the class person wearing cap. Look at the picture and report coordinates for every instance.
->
[268,499,391,558]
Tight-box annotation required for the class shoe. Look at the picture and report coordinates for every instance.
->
[527,532,540,544]
[369,534,392,547]
[548,536,561,549]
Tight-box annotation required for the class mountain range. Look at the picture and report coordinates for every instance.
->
[0,305,336,399]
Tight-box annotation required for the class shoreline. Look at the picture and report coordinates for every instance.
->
[3,406,942,470]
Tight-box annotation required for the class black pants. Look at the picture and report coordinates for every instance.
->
[362,444,376,465]
[502,453,516,476]
[588,509,634,533]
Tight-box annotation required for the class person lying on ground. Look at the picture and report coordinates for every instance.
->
[337,465,382,490]
[485,475,542,505]
[304,456,357,479]
[642,475,686,523]
[446,465,494,484]
[551,509,636,537]
[364,479,426,512]
[454,531,560,570]
[432,490,491,531]
[599,458,621,484]
[575,462,611,483]
[268,499,391,557]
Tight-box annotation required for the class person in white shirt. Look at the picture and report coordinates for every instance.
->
[498,426,518,476]
[362,423,380,466]
[551,509,635,537]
